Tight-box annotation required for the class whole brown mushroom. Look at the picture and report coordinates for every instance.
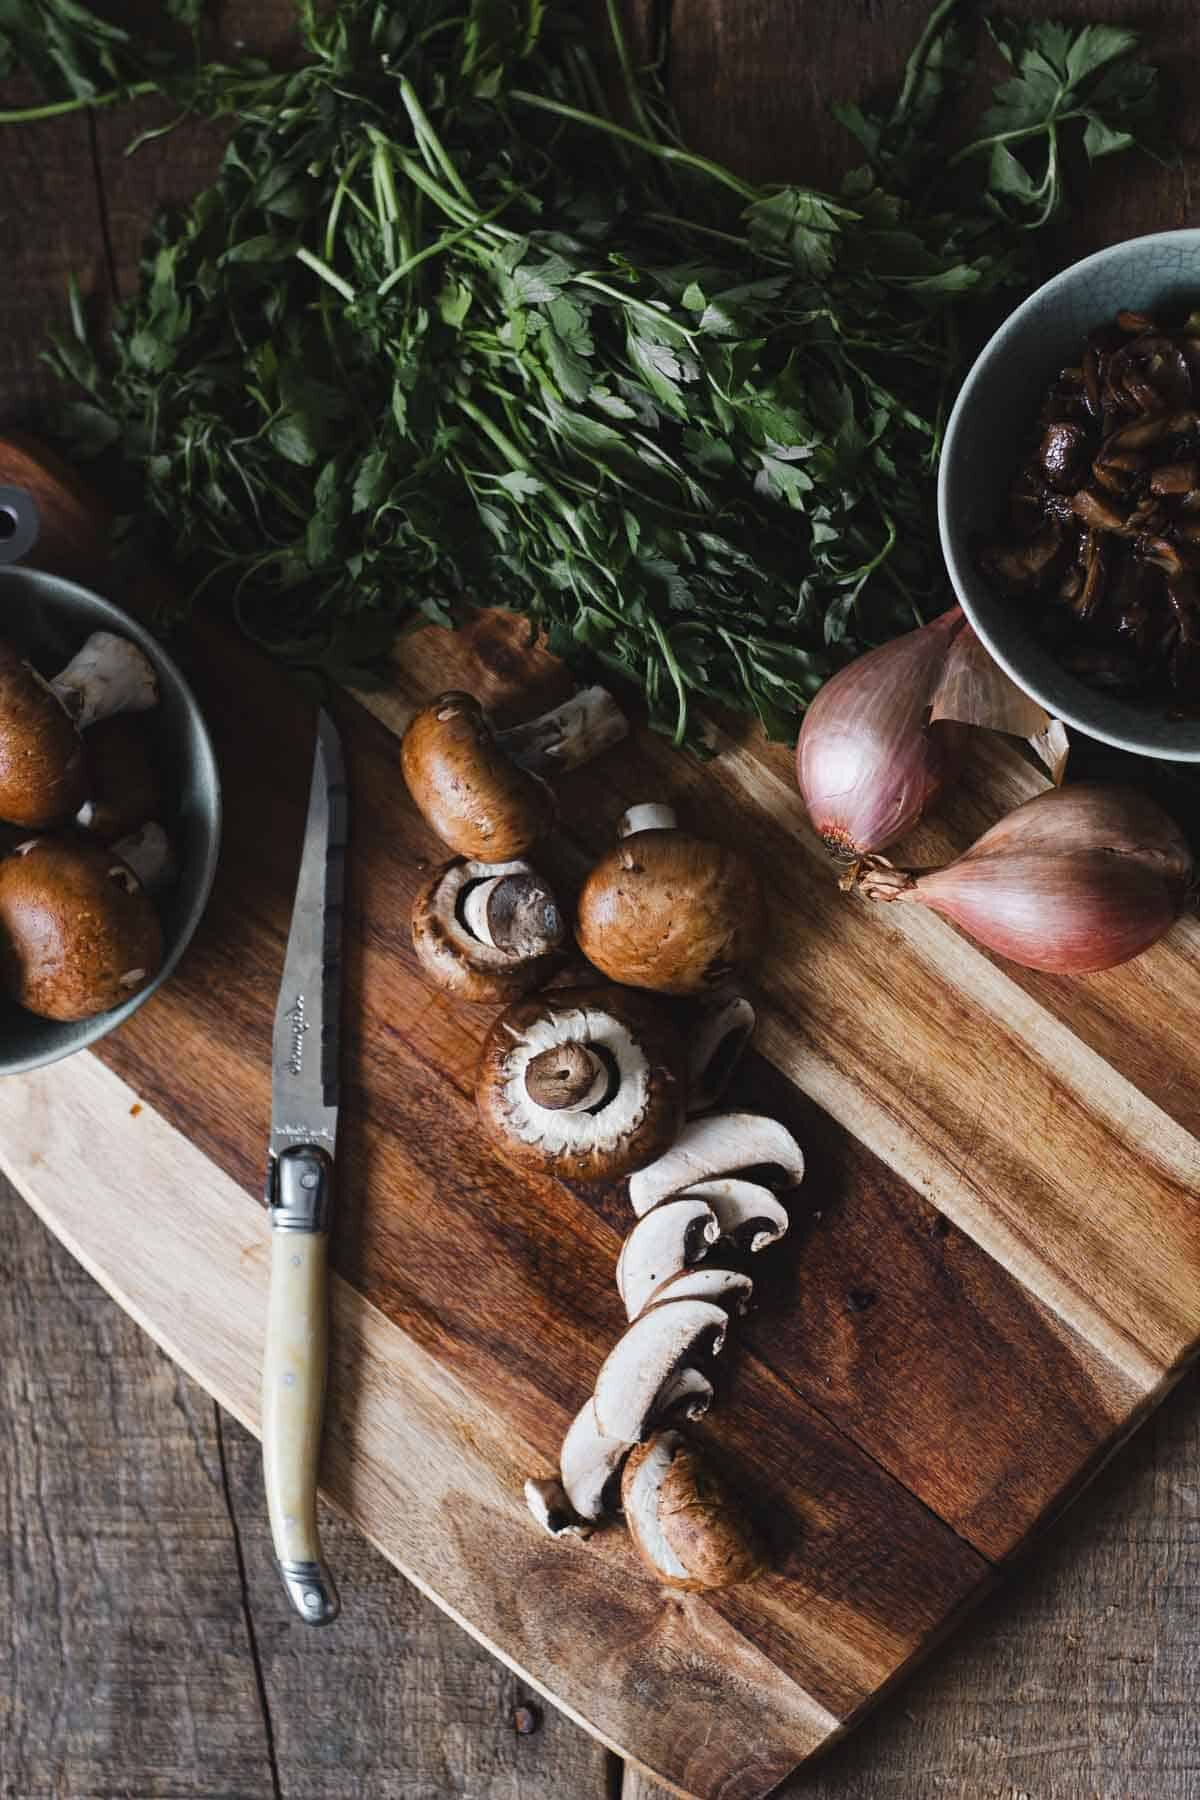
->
[621,1430,764,1592]
[0,835,163,1021]
[0,632,159,830]
[576,804,766,996]
[475,984,685,1181]
[400,686,627,860]
[411,856,565,1002]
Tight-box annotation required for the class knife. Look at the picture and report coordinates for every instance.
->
[262,708,348,1626]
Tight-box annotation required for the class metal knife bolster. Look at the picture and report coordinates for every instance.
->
[267,1144,335,1234]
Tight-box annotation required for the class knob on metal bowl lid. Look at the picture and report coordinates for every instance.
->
[0,488,39,568]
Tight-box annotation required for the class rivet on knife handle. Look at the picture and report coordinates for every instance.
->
[263,1143,340,1626]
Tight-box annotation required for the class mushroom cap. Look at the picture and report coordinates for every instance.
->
[621,1431,765,1591]
[411,857,563,1002]
[76,714,162,843]
[475,985,686,1182]
[576,827,765,995]
[401,692,555,860]
[0,642,86,828]
[0,835,163,1020]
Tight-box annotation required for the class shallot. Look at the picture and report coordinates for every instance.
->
[852,784,1192,973]
[796,608,1068,861]
[796,608,968,859]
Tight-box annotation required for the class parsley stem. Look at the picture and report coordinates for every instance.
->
[509,90,759,202]
[377,197,512,297]
[648,614,691,747]
[398,77,476,210]
[0,80,158,124]
[949,108,1086,166]
[295,246,356,302]
[603,0,655,142]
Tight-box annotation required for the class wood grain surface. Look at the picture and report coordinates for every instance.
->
[5,2,1200,1796]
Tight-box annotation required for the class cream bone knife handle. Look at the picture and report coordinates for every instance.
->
[263,1143,340,1625]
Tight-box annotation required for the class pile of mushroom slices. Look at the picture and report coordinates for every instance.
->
[0,630,173,1021]
[401,691,806,1592]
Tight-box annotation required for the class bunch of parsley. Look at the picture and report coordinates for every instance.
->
[3,0,1161,745]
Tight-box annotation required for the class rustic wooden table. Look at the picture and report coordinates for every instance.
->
[4,4,1200,1796]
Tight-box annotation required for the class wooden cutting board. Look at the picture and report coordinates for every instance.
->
[3,438,1199,1800]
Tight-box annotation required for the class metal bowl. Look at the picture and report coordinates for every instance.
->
[0,550,221,1073]
[939,228,1200,762]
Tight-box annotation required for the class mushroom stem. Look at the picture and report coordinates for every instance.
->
[524,1041,609,1112]
[111,822,177,896]
[619,803,677,838]
[461,871,563,958]
[49,632,159,730]
[494,686,628,775]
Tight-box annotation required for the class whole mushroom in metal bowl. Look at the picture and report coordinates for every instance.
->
[576,804,766,995]
[401,686,627,861]
[411,856,566,1002]
[475,985,686,1181]
[0,834,163,1021]
[0,630,158,829]
[621,1430,765,1592]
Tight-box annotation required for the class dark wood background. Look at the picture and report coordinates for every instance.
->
[4,3,1200,1795]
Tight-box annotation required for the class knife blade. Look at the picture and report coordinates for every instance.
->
[262,708,347,1626]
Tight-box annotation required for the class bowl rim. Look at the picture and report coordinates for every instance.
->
[0,564,223,1073]
[937,226,1200,763]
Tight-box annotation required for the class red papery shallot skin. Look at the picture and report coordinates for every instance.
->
[796,608,968,859]
[857,784,1193,974]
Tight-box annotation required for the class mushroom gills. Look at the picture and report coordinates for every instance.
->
[411,856,563,1002]
[615,1196,719,1321]
[481,992,682,1175]
[681,1177,789,1253]
[592,1299,728,1443]
[629,1112,805,1217]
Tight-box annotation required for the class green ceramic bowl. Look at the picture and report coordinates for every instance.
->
[939,228,1200,761]
[0,558,221,1072]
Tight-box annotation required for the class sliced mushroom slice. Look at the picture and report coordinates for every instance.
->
[643,1266,754,1317]
[682,1178,790,1253]
[628,1112,805,1217]
[411,856,564,1002]
[621,1431,765,1591]
[559,1397,631,1523]
[655,1366,714,1422]
[592,1300,728,1444]
[476,986,685,1182]
[524,1476,593,1541]
[686,993,756,1115]
[615,1197,719,1321]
